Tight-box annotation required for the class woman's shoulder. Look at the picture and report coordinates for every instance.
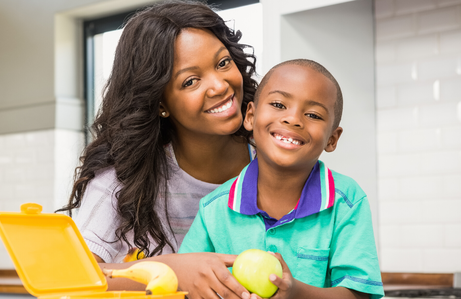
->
[80,167,122,209]
[199,176,236,208]
[89,167,121,191]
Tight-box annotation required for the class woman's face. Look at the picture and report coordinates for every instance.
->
[162,28,244,140]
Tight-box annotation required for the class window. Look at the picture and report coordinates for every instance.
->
[83,11,136,143]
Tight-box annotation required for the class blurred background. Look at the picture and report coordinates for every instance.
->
[0,0,460,290]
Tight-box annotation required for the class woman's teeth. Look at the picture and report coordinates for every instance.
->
[274,134,301,145]
[207,98,233,113]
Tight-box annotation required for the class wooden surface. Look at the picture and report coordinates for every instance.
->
[382,272,453,287]
[0,270,455,294]
[0,270,28,294]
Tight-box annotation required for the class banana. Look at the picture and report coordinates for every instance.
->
[123,248,146,263]
[102,261,178,295]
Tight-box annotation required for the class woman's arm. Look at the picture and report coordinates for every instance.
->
[92,253,145,290]
[95,252,250,299]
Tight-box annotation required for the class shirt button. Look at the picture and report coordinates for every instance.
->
[268,245,277,252]
[269,229,276,235]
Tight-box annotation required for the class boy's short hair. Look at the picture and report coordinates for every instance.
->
[255,59,343,129]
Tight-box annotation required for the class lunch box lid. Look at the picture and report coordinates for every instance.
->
[0,203,107,297]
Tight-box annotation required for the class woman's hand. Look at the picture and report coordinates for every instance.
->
[170,252,250,299]
[100,252,250,298]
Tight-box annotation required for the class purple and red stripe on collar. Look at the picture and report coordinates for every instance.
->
[228,158,335,222]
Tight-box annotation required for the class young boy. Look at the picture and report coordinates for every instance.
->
[179,59,384,299]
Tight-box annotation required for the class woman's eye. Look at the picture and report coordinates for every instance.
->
[183,78,198,87]
[218,58,232,68]
[271,102,285,109]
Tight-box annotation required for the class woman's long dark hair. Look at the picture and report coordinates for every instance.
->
[57,0,257,257]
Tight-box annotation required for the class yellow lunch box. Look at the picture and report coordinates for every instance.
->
[0,203,187,299]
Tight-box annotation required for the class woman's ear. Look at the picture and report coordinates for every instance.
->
[324,126,343,152]
[159,102,169,118]
[243,102,255,132]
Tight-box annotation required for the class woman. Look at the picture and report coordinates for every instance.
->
[58,1,257,298]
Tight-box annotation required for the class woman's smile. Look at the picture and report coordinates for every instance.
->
[205,94,237,115]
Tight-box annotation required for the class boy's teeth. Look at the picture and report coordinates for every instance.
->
[274,133,301,145]
[208,98,233,113]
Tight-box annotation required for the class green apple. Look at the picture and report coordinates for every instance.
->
[233,249,283,298]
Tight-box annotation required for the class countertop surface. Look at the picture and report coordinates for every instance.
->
[0,270,456,296]
[0,271,27,295]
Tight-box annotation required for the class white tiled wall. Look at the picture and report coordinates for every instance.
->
[0,129,84,269]
[375,0,461,273]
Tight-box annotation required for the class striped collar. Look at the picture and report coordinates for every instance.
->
[228,158,335,222]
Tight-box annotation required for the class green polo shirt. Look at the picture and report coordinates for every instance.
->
[179,159,384,299]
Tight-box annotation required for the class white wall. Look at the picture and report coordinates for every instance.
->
[375,0,461,273]
[0,130,83,269]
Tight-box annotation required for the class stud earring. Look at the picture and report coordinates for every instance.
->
[161,111,167,117]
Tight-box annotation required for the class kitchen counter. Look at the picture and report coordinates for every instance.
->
[0,270,455,295]
[0,270,27,294]
[382,273,457,298]
[382,272,453,290]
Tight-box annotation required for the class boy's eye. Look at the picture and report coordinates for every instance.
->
[270,102,285,109]
[218,58,232,68]
[183,78,198,87]
[306,113,321,120]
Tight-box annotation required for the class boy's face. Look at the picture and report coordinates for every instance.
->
[244,64,343,172]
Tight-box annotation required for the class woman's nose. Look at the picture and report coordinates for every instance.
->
[206,73,228,97]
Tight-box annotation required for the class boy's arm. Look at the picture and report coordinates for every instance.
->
[267,252,368,299]
[290,283,368,299]
[327,196,383,298]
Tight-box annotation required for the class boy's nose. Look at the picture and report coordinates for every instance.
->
[282,113,303,128]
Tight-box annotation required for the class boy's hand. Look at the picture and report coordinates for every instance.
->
[266,252,297,299]
[238,252,296,299]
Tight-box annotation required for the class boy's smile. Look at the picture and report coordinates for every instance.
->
[271,129,305,147]
[245,63,342,173]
